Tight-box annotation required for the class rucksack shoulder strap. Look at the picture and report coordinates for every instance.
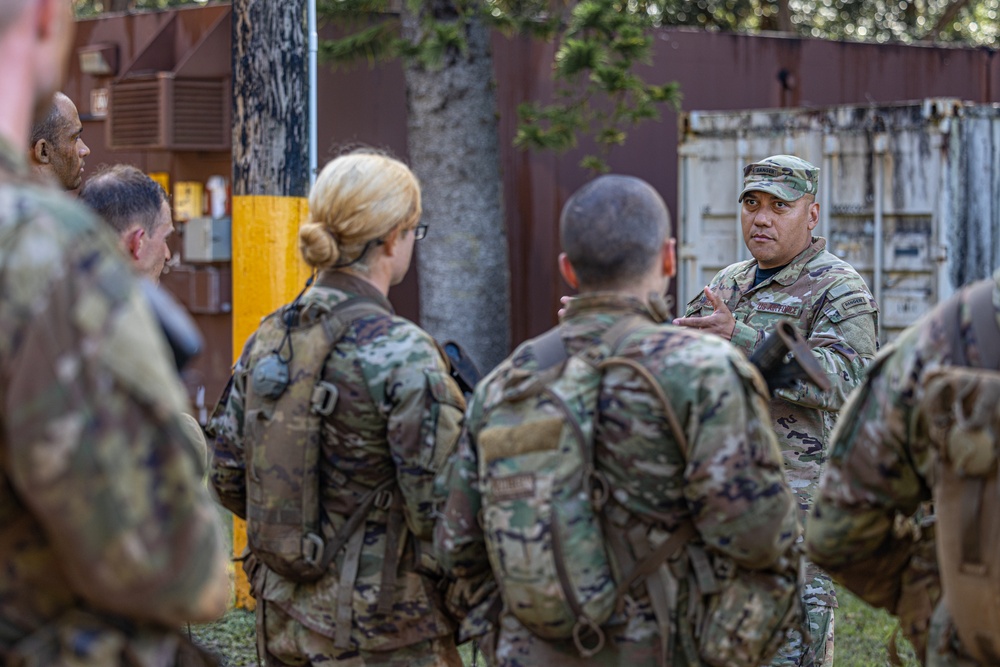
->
[531,327,568,371]
[967,280,1000,371]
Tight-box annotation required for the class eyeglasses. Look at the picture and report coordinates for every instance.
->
[413,224,428,241]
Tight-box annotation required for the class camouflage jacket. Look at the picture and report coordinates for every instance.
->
[210,271,465,652]
[684,236,879,516]
[806,270,1000,665]
[436,293,800,666]
[0,137,228,655]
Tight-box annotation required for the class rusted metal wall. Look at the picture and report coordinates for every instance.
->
[491,30,1000,345]
[67,6,1000,382]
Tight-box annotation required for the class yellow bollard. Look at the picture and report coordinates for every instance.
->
[231,194,312,609]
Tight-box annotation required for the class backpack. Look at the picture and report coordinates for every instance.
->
[242,293,388,583]
[920,278,1000,664]
[476,316,802,664]
[476,316,649,655]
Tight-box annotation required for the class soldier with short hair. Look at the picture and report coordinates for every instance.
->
[435,174,800,666]
[0,0,231,663]
[29,91,90,191]
[209,151,465,666]
[675,155,881,666]
[80,163,174,283]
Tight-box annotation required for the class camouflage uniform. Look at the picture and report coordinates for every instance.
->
[0,136,228,663]
[685,236,879,665]
[806,270,1000,667]
[210,272,465,667]
[435,293,800,666]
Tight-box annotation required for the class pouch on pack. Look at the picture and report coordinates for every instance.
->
[919,279,1000,664]
[476,316,651,656]
[242,295,388,583]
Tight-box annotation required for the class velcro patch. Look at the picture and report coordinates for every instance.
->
[479,418,563,464]
[755,301,801,317]
[491,473,536,501]
[842,296,868,310]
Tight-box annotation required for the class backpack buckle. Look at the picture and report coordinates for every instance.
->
[311,382,340,416]
[302,532,325,566]
[374,488,394,511]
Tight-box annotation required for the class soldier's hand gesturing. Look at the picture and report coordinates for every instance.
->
[673,286,737,340]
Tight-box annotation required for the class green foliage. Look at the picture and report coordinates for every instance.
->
[73,0,208,18]
[514,0,681,172]
[318,0,680,174]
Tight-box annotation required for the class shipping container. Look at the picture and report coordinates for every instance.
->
[678,99,1000,342]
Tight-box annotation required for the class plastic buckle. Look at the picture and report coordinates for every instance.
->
[311,381,339,416]
[302,532,325,566]
[374,488,394,511]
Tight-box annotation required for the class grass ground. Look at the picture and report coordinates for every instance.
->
[191,586,920,666]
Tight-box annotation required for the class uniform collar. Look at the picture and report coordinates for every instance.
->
[561,292,659,322]
[313,269,395,313]
[735,236,827,290]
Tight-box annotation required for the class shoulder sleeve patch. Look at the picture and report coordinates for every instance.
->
[825,292,879,323]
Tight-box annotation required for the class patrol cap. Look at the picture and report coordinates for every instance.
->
[738,155,819,203]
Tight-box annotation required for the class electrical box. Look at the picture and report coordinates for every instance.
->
[184,216,231,262]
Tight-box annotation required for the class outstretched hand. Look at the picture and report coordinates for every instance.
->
[672,286,737,340]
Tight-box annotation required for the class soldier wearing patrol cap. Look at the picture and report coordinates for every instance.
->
[675,154,881,666]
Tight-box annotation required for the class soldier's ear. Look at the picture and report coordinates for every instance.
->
[807,201,820,230]
[558,252,579,290]
[32,139,50,165]
[661,238,676,278]
[124,226,145,260]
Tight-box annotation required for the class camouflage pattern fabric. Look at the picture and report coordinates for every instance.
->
[260,600,465,667]
[210,271,465,660]
[807,269,1000,666]
[0,135,228,660]
[685,236,878,664]
[436,293,800,667]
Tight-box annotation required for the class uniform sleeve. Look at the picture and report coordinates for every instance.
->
[774,286,879,412]
[207,335,255,519]
[4,239,229,627]
[683,352,800,569]
[382,332,466,540]
[805,341,929,612]
[434,423,488,578]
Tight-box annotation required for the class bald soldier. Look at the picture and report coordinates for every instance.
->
[29,91,90,191]
[675,155,880,666]
[0,0,229,662]
[435,174,800,666]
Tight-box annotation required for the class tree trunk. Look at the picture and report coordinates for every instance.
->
[233,0,309,198]
[400,10,511,373]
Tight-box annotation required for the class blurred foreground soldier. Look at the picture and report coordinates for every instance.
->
[807,269,1000,666]
[0,0,230,665]
[29,90,90,191]
[675,155,880,666]
[209,152,465,666]
[435,175,801,667]
[80,164,174,283]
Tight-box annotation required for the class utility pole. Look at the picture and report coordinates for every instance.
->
[231,0,311,609]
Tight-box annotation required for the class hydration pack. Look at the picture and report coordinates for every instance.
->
[242,295,387,582]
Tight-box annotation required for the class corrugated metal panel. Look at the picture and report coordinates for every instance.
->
[108,78,162,147]
[678,99,1000,342]
[173,79,229,149]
